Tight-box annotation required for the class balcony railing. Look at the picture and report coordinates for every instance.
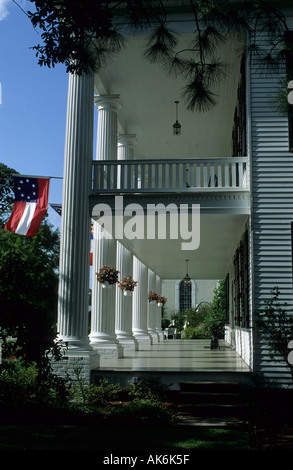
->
[92,157,248,194]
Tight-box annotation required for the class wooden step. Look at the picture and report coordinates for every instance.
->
[180,380,248,393]
[175,380,252,424]
[177,402,250,418]
[178,390,249,405]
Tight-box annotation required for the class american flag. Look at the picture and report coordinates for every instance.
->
[50,203,62,216]
[4,176,50,237]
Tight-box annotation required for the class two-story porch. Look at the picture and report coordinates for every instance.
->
[87,26,251,371]
[56,13,254,386]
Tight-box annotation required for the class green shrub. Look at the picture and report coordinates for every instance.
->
[128,377,170,402]
[0,359,38,406]
[85,379,122,406]
[185,306,211,328]
[170,311,186,332]
[109,398,175,425]
[182,325,208,339]
[0,358,71,409]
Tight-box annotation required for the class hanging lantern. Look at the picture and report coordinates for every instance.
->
[173,100,181,135]
[183,259,191,285]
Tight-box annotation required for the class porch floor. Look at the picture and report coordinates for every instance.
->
[92,339,253,389]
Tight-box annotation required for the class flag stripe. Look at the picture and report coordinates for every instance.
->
[15,202,37,235]
[4,177,50,237]
[4,201,27,232]
[26,178,49,236]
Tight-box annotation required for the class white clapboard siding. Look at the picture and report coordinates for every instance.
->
[250,35,293,386]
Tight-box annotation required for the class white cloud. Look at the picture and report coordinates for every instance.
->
[0,0,10,21]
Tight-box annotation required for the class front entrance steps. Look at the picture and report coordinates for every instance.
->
[173,380,253,427]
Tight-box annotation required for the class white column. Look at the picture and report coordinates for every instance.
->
[90,94,123,358]
[89,224,122,352]
[132,256,152,346]
[117,134,136,189]
[148,269,159,342]
[115,242,138,350]
[57,71,94,351]
[156,274,165,340]
[96,94,120,160]
[118,134,136,160]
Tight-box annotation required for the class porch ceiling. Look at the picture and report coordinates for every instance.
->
[93,213,248,280]
[94,32,245,160]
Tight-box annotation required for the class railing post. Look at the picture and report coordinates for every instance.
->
[224,162,229,188]
[231,161,236,187]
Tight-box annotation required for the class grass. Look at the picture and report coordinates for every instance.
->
[0,422,252,453]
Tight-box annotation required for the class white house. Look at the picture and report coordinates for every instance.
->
[55,1,293,387]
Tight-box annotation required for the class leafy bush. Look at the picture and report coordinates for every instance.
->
[185,306,211,328]
[0,358,71,409]
[0,358,38,406]
[128,377,170,402]
[256,286,293,384]
[109,398,175,425]
[200,281,226,339]
[170,311,186,331]
[182,325,208,339]
[85,379,122,406]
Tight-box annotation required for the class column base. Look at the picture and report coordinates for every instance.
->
[117,338,138,351]
[148,330,159,343]
[116,330,138,350]
[133,333,152,347]
[156,329,165,341]
[57,335,92,351]
[90,342,124,358]
[89,333,124,358]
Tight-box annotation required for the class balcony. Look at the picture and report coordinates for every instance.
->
[92,157,249,195]
[90,157,250,279]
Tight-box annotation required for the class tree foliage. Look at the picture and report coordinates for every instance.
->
[24,0,293,111]
[0,163,18,220]
[201,280,226,339]
[185,304,211,328]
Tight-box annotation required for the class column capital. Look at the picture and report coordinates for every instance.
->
[118,134,137,148]
[94,94,121,112]
[118,134,137,161]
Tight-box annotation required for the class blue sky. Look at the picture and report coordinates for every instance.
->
[0,0,70,231]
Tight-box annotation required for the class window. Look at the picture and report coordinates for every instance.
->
[225,274,229,324]
[242,231,249,328]
[234,249,240,326]
[179,280,192,312]
[233,230,249,328]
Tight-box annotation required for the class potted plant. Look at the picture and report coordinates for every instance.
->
[148,290,159,302]
[156,295,167,307]
[96,265,120,287]
[201,281,226,349]
[118,276,138,296]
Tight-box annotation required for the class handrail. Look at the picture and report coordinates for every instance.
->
[92,157,249,193]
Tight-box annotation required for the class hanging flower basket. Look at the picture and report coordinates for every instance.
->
[96,265,120,286]
[148,290,159,302]
[156,295,167,307]
[118,276,138,294]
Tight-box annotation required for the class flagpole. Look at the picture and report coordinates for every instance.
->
[13,174,63,180]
